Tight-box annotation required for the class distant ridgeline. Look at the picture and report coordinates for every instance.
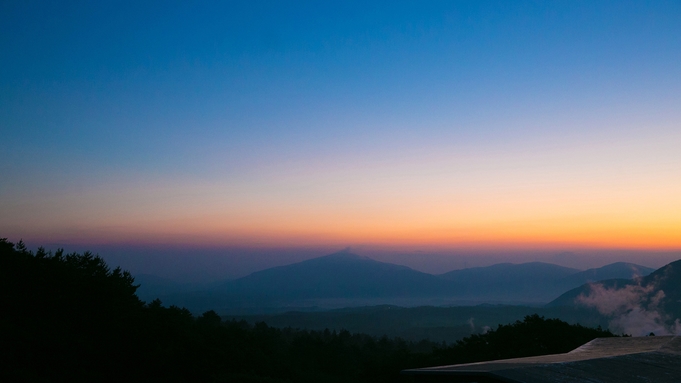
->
[143,250,654,314]
[548,259,681,336]
[1,238,615,383]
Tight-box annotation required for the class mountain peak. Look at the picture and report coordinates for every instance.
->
[319,249,372,262]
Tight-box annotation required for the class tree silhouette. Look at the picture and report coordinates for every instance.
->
[431,314,615,365]
[0,238,616,383]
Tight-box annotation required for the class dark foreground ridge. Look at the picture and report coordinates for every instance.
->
[0,239,616,383]
[405,336,681,383]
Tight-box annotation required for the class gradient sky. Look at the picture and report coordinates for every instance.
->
[2,1,681,261]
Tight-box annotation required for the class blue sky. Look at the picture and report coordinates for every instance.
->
[2,1,681,277]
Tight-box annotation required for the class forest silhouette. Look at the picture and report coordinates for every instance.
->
[1,238,616,382]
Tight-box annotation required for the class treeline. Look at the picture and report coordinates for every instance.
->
[0,239,615,382]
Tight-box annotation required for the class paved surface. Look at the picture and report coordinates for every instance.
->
[403,336,681,382]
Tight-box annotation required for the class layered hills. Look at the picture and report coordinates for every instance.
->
[548,259,681,335]
[144,250,653,314]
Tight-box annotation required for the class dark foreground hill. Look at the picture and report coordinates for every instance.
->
[645,260,681,319]
[547,259,681,336]
[153,251,653,313]
[547,279,635,308]
[0,239,615,383]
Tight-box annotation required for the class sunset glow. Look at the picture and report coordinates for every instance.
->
[2,1,680,260]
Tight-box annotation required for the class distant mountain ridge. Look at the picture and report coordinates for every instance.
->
[145,250,654,314]
[438,262,579,301]
[546,260,681,335]
[561,262,654,286]
[219,250,450,299]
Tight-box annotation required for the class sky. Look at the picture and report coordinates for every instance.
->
[2,1,681,278]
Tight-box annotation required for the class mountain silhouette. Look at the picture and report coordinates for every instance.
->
[438,262,579,302]
[561,262,654,286]
[148,251,654,313]
[218,250,450,299]
[644,259,681,318]
[548,261,676,308]
[437,261,653,303]
[546,260,681,334]
[546,279,635,308]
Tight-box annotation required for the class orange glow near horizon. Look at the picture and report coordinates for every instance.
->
[16,208,681,251]
[6,174,681,251]
[4,127,680,251]
[5,1,681,269]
